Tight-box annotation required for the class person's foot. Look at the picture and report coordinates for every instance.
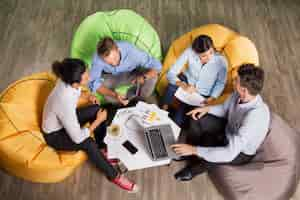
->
[172,156,193,162]
[111,175,139,193]
[174,164,207,181]
[174,166,195,181]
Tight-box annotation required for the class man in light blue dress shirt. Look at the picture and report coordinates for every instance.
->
[162,35,228,126]
[89,37,162,105]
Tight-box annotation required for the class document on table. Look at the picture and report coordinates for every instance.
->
[134,101,169,127]
[174,87,205,106]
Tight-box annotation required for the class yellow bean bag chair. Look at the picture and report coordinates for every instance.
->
[156,24,259,105]
[0,72,91,183]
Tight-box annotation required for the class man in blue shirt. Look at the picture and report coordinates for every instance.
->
[89,37,162,105]
[162,35,228,126]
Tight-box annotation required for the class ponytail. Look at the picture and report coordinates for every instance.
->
[52,61,63,78]
[51,58,87,85]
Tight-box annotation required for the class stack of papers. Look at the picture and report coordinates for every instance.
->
[134,101,169,127]
[174,87,205,106]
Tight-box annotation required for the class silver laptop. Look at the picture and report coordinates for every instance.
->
[143,124,178,161]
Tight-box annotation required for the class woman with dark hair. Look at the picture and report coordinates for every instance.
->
[42,58,138,192]
[162,35,228,126]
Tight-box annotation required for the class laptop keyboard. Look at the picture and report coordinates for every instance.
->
[147,128,168,159]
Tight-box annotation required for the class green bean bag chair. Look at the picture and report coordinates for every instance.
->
[71,9,162,103]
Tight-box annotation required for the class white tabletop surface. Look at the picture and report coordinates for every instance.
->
[104,102,181,171]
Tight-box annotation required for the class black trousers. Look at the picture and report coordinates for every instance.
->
[185,114,254,175]
[43,104,118,180]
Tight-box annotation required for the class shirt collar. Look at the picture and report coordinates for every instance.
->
[192,51,216,65]
[203,53,216,65]
[237,94,261,109]
[117,42,127,66]
[59,79,81,97]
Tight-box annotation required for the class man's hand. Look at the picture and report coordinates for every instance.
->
[132,75,145,85]
[145,69,158,79]
[185,85,197,94]
[170,144,198,156]
[178,81,196,94]
[202,97,215,105]
[88,94,100,105]
[116,93,129,106]
[177,81,188,90]
[186,106,210,120]
[97,86,118,100]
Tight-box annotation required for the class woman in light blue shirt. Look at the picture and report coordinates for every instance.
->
[162,35,228,126]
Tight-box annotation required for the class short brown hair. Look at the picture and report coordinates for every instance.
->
[97,37,117,57]
[238,64,265,95]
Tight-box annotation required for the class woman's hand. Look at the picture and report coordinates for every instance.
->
[96,108,107,122]
[170,144,198,156]
[89,109,107,133]
[89,94,100,105]
[186,106,210,120]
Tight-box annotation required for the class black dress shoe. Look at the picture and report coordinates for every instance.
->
[172,156,193,162]
[174,167,194,181]
[172,157,187,162]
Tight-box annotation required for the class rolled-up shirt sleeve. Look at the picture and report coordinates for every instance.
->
[166,48,190,85]
[197,109,270,163]
[89,78,103,93]
[208,93,233,118]
[197,134,245,163]
[210,62,227,98]
[56,103,90,144]
[88,55,104,93]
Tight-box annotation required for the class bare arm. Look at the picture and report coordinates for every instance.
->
[97,85,117,99]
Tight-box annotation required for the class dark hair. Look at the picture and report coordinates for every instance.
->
[52,58,87,85]
[97,37,117,57]
[192,35,214,54]
[238,64,265,95]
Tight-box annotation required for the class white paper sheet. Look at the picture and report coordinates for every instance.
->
[174,87,205,106]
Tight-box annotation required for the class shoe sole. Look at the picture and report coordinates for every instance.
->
[127,184,139,193]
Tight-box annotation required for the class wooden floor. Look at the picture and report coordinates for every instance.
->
[1,0,300,199]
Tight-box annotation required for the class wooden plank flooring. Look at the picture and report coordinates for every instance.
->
[0,0,300,199]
